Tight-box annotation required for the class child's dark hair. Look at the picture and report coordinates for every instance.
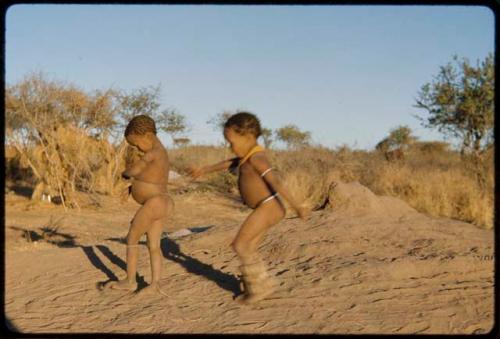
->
[125,115,157,136]
[224,111,262,137]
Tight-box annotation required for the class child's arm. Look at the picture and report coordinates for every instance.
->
[189,158,238,179]
[122,151,155,179]
[249,154,310,219]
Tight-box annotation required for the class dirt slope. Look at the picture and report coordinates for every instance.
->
[5,181,494,334]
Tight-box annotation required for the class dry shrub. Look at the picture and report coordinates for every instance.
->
[269,147,335,211]
[5,72,123,207]
[48,125,127,196]
[367,164,493,228]
[7,125,128,207]
[169,144,493,228]
[279,168,336,212]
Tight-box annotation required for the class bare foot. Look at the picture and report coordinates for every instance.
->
[135,282,168,297]
[235,289,274,304]
[236,278,277,305]
[102,279,137,292]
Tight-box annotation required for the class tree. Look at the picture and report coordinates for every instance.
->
[414,54,494,156]
[375,138,392,154]
[173,137,191,148]
[156,109,189,145]
[116,85,162,126]
[375,125,417,162]
[275,124,311,149]
[5,73,182,208]
[5,72,121,207]
[261,128,274,148]
[388,125,417,150]
[207,111,233,133]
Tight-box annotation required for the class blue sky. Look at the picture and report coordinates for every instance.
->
[5,5,494,149]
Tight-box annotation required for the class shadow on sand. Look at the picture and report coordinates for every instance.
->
[80,244,148,290]
[9,225,77,248]
[8,224,144,288]
[10,222,240,296]
[104,236,241,297]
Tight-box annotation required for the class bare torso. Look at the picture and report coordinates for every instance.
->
[238,161,276,209]
[130,146,170,205]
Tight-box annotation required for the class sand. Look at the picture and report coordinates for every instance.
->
[4,181,494,334]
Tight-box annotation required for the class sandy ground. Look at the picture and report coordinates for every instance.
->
[4,180,495,334]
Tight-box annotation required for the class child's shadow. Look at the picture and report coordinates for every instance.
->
[160,236,241,297]
[102,236,242,297]
[81,244,148,290]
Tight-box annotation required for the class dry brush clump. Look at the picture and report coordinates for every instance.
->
[359,146,494,229]
[5,72,136,208]
[269,146,352,212]
[366,163,492,227]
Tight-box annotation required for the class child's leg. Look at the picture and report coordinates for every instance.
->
[232,199,284,263]
[136,219,167,296]
[232,200,285,304]
[105,199,160,291]
[147,219,164,286]
[137,195,173,296]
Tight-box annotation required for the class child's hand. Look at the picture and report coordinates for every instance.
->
[188,166,205,180]
[296,205,311,220]
[120,186,131,204]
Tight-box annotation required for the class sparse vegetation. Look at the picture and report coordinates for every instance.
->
[168,143,494,228]
[5,71,493,229]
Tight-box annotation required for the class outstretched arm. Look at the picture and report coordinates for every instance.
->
[189,157,238,179]
[249,154,310,219]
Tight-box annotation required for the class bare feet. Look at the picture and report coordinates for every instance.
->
[135,282,168,297]
[102,279,137,292]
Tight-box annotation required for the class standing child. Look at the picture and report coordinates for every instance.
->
[189,112,310,304]
[103,115,174,296]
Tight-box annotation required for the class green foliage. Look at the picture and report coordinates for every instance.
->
[415,54,494,155]
[275,124,311,149]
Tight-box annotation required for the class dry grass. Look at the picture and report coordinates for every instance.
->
[365,163,493,228]
[169,144,494,229]
[8,138,493,228]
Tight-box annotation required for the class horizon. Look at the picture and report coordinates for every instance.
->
[5,4,494,150]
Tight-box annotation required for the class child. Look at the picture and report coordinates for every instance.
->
[189,111,310,304]
[103,115,174,296]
